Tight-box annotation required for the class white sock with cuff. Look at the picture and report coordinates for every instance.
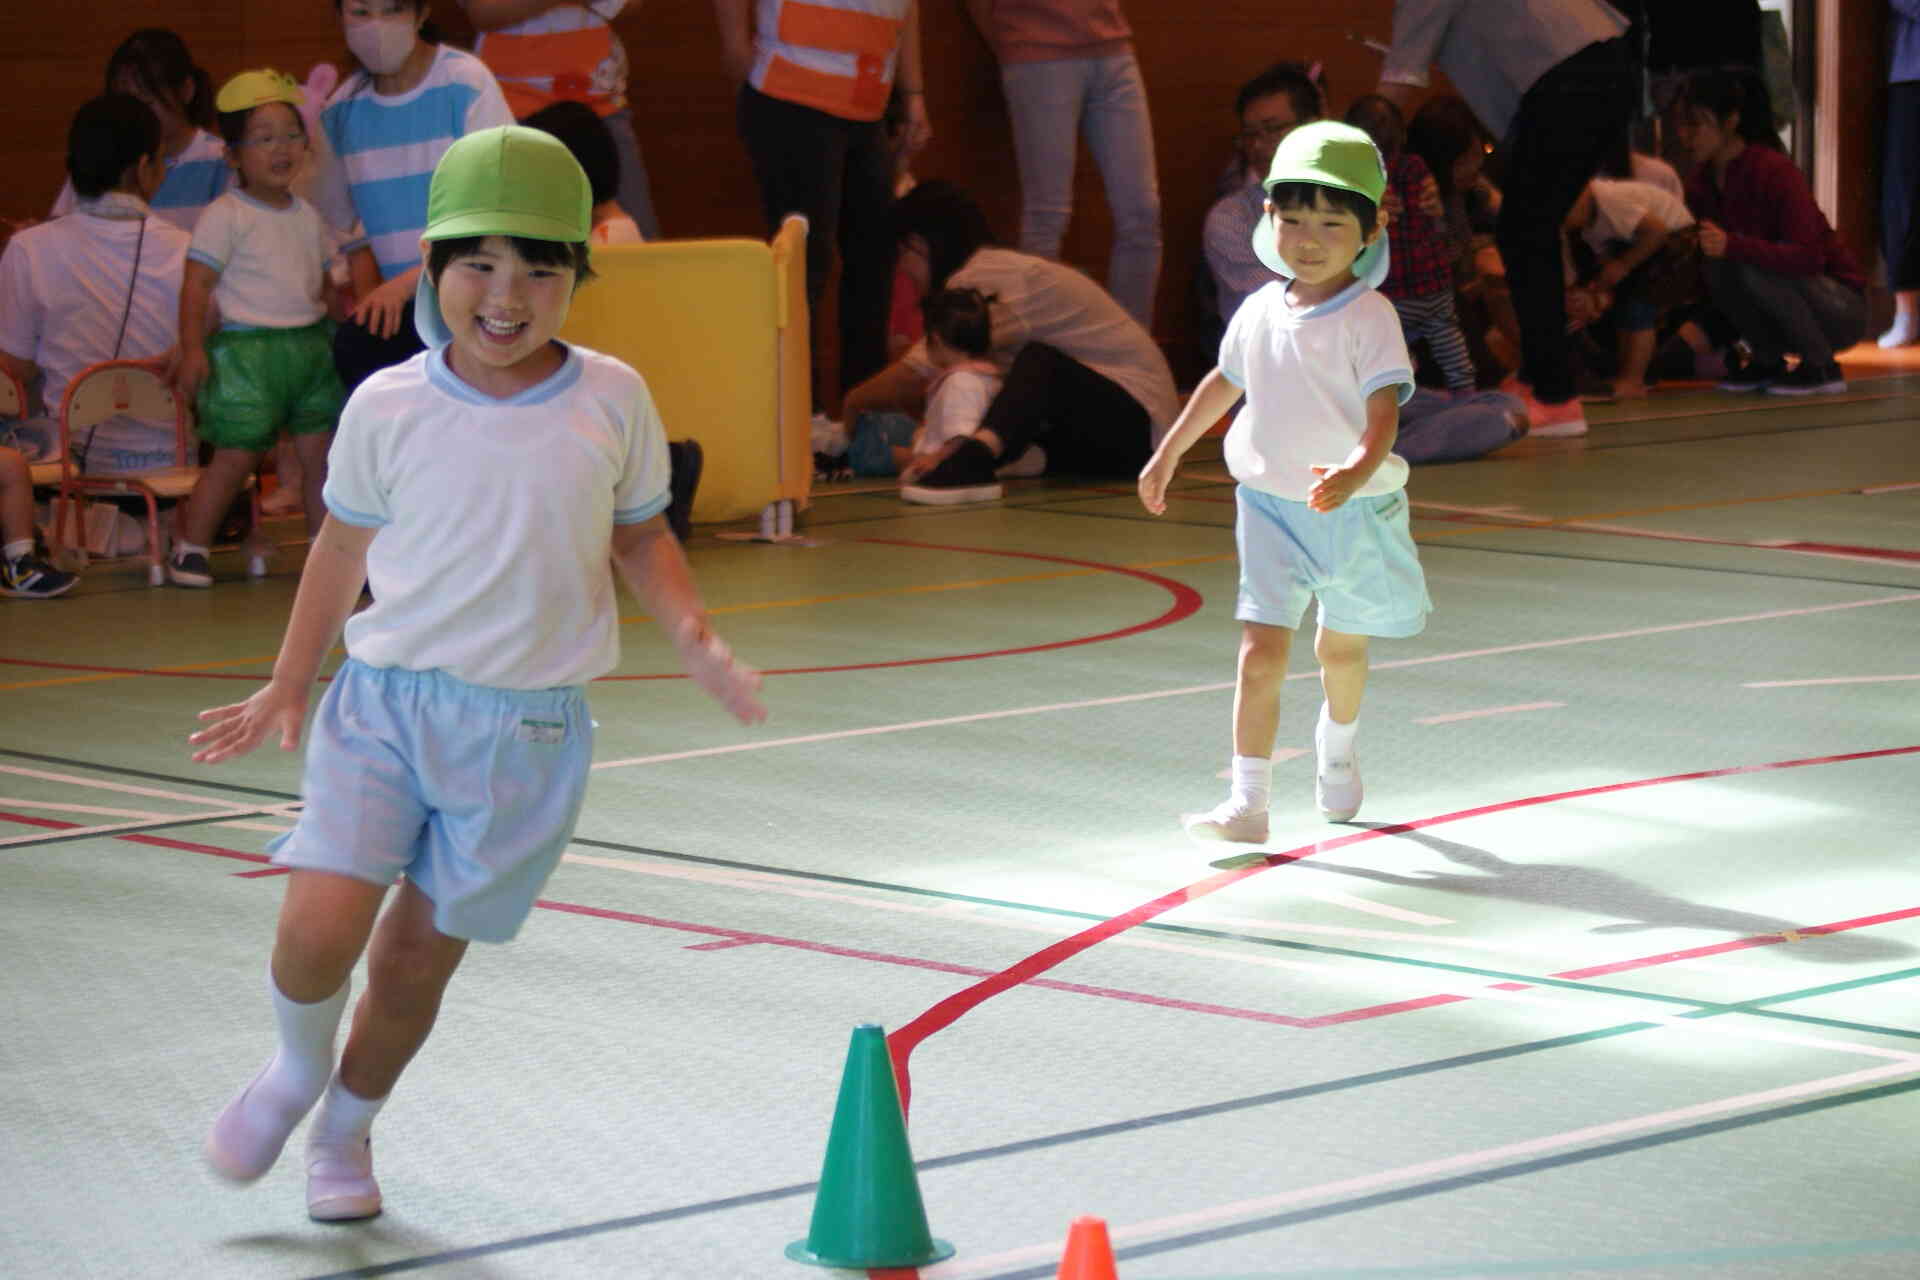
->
[205,970,350,1182]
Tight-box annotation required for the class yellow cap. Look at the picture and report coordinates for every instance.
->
[215,69,304,115]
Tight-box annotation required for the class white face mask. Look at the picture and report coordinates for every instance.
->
[346,15,419,77]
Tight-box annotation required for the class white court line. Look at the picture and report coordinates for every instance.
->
[1862,481,1920,495]
[1415,701,1565,726]
[0,801,302,848]
[0,796,295,836]
[591,592,1920,771]
[924,1056,1920,1279]
[0,763,263,807]
[1745,674,1920,688]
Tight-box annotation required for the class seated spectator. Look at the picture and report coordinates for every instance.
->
[896,286,1043,491]
[843,180,1179,501]
[1346,93,1477,395]
[49,29,229,234]
[0,447,77,598]
[1204,62,1323,327]
[520,99,642,245]
[0,94,189,475]
[1406,94,1519,380]
[1563,176,1699,401]
[1678,69,1867,396]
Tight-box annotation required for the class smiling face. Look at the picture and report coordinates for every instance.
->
[231,103,307,199]
[432,235,578,396]
[1265,186,1380,302]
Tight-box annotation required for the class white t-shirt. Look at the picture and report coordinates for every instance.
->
[1218,278,1415,502]
[0,203,187,469]
[324,342,671,690]
[188,190,331,329]
[903,248,1180,443]
[918,365,1001,453]
[1582,178,1696,257]
[1630,152,1685,203]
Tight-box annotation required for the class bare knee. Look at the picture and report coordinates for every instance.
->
[1315,628,1369,674]
[1238,624,1293,683]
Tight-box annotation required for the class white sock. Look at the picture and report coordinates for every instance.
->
[1228,754,1272,811]
[173,539,209,557]
[3,538,31,564]
[1317,704,1358,765]
[310,1076,388,1148]
[206,971,350,1179]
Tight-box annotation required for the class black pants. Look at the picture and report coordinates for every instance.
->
[1884,81,1920,293]
[1497,36,1640,405]
[736,84,894,396]
[1703,259,1868,364]
[978,341,1153,477]
[333,309,426,398]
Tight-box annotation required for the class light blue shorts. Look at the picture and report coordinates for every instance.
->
[1235,485,1431,638]
[269,659,594,943]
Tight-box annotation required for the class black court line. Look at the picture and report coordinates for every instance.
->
[298,965,1920,1278]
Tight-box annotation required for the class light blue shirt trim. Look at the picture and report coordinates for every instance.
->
[615,492,672,524]
[326,498,388,528]
[1362,366,1418,405]
[185,247,226,273]
[1218,365,1247,390]
[1287,277,1373,320]
[425,343,586,406]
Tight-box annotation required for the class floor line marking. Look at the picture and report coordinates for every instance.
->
[1414,701,1565,726]
[0,802,301,849]
[1746,673,1920,688]
[0,762,272,808]
[0,796,294,835]
[591,592,1920,770]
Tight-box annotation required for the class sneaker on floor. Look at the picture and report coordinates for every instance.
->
[1716,352,1787,392]
[1525,395,1588,438]
[167,548,213,588]
[204,1064,321,1183]
[900,436,1003,505]
[1,551,78,599]
[1316,755,1363,823]
[307,1136,382,1222]
[1181,798,1269,844]
[1879,315,1919,349]
[1765,360,1847,396]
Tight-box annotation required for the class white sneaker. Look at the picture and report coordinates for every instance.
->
[204,1063,320,1183]
[307,1135,382,1221]
[1316,754,1363,822]
[1182,798,1269,844]
[1878,315,1918,350]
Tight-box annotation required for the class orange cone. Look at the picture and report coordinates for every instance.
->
[1055,1215,1118,1280]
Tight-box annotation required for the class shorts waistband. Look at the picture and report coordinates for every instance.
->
[340,657,586,713]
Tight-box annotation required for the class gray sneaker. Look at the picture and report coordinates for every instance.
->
[307,1135,382,1222]
[1316,753,1362,822]
[1,551,77,599]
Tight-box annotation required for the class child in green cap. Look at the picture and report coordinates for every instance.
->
[170,69,345,587]
[188,124,766,1222]
[1138,120,1427,842]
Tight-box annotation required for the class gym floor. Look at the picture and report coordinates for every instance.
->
[4,355,1918,1279]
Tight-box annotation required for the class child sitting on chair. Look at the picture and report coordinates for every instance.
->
[169,70,346,587]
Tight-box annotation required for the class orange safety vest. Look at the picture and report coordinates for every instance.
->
[750,0,909,122]
[475,18,625,117]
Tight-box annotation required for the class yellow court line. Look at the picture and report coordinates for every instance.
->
[0,653,283,694]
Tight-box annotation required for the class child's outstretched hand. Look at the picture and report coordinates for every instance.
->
[1308,463,1362,513]
[675,619,767,725]
[1138,455,1177,515]
[190,680,309,764]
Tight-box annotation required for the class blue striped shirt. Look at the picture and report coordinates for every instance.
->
[50,129,231,233]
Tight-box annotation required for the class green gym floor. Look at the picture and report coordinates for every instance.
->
[4,365,1919,1280]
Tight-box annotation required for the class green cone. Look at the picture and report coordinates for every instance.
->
[786,1024,955,1268]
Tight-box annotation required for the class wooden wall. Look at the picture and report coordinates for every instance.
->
[0,1,1888,371]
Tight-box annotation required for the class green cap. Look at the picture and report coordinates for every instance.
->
[414,125,592,347]
[214,69,304,115]
[1251,120,1392,290]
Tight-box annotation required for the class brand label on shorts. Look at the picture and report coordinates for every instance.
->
[517,717,567,745]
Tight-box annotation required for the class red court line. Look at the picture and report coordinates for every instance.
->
[880,743,1920,1113]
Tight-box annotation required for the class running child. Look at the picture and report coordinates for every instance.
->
[170,71,347,587]
[1138,121,1426,841]
[189,125,765,1222]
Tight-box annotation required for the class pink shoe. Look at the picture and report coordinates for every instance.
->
[1525,395,1588,438]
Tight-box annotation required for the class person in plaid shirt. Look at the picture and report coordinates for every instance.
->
[1347,94,1477,393]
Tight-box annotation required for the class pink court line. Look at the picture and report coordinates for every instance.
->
[1414,701,1564,726]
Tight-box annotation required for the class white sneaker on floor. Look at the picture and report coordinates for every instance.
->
[307,1136,382,1222]
[204,1063,320,1183]
[1316,754,1363,822]
[1181,799,1269,844]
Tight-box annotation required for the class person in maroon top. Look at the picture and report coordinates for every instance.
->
[1677,69,1867,396]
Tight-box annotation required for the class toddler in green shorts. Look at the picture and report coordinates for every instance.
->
[170,69,345,587]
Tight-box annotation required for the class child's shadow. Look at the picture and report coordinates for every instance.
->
[1297,825,1913,965]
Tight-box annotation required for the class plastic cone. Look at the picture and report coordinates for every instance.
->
[786,1024,955,1268]
[1056,1215,1117,1280]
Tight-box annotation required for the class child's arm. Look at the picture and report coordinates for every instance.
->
[1592,211,1670,293]
[175,259,220,401]
[1138,367,1239,515]
[1308,385,1399,513]
[610,516,767,724]
[189,517,376,763]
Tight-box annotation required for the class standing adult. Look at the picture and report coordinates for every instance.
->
[714,0,930,400]
[1880,1,1920,348]
[966,0,1161,329]
[1376,0,1639,439]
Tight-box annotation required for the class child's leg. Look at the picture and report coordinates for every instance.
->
[0,445,33,548]
[1232,620,1294,759]
[1315,625,1369,725]
[175,447,264,551]
[291,431,333,540]
[1314,626,1370,821]
[1614,325,1656,399]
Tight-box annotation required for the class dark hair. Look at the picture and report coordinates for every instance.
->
[215,101,307,156]
[1406,94,1488,202]
[890,179,996,290]
[105,29,214,130]
[426,234,595,287]
[68,93,163,199]
[520,101,620,206]
[1679,68,1779,146]
[1267,180,1377,229]
[1343,94,1405,160]
[920,287,992,357]
[1234,61,1323,124]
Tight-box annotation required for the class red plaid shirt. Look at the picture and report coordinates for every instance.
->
[1380,151,1455,300]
